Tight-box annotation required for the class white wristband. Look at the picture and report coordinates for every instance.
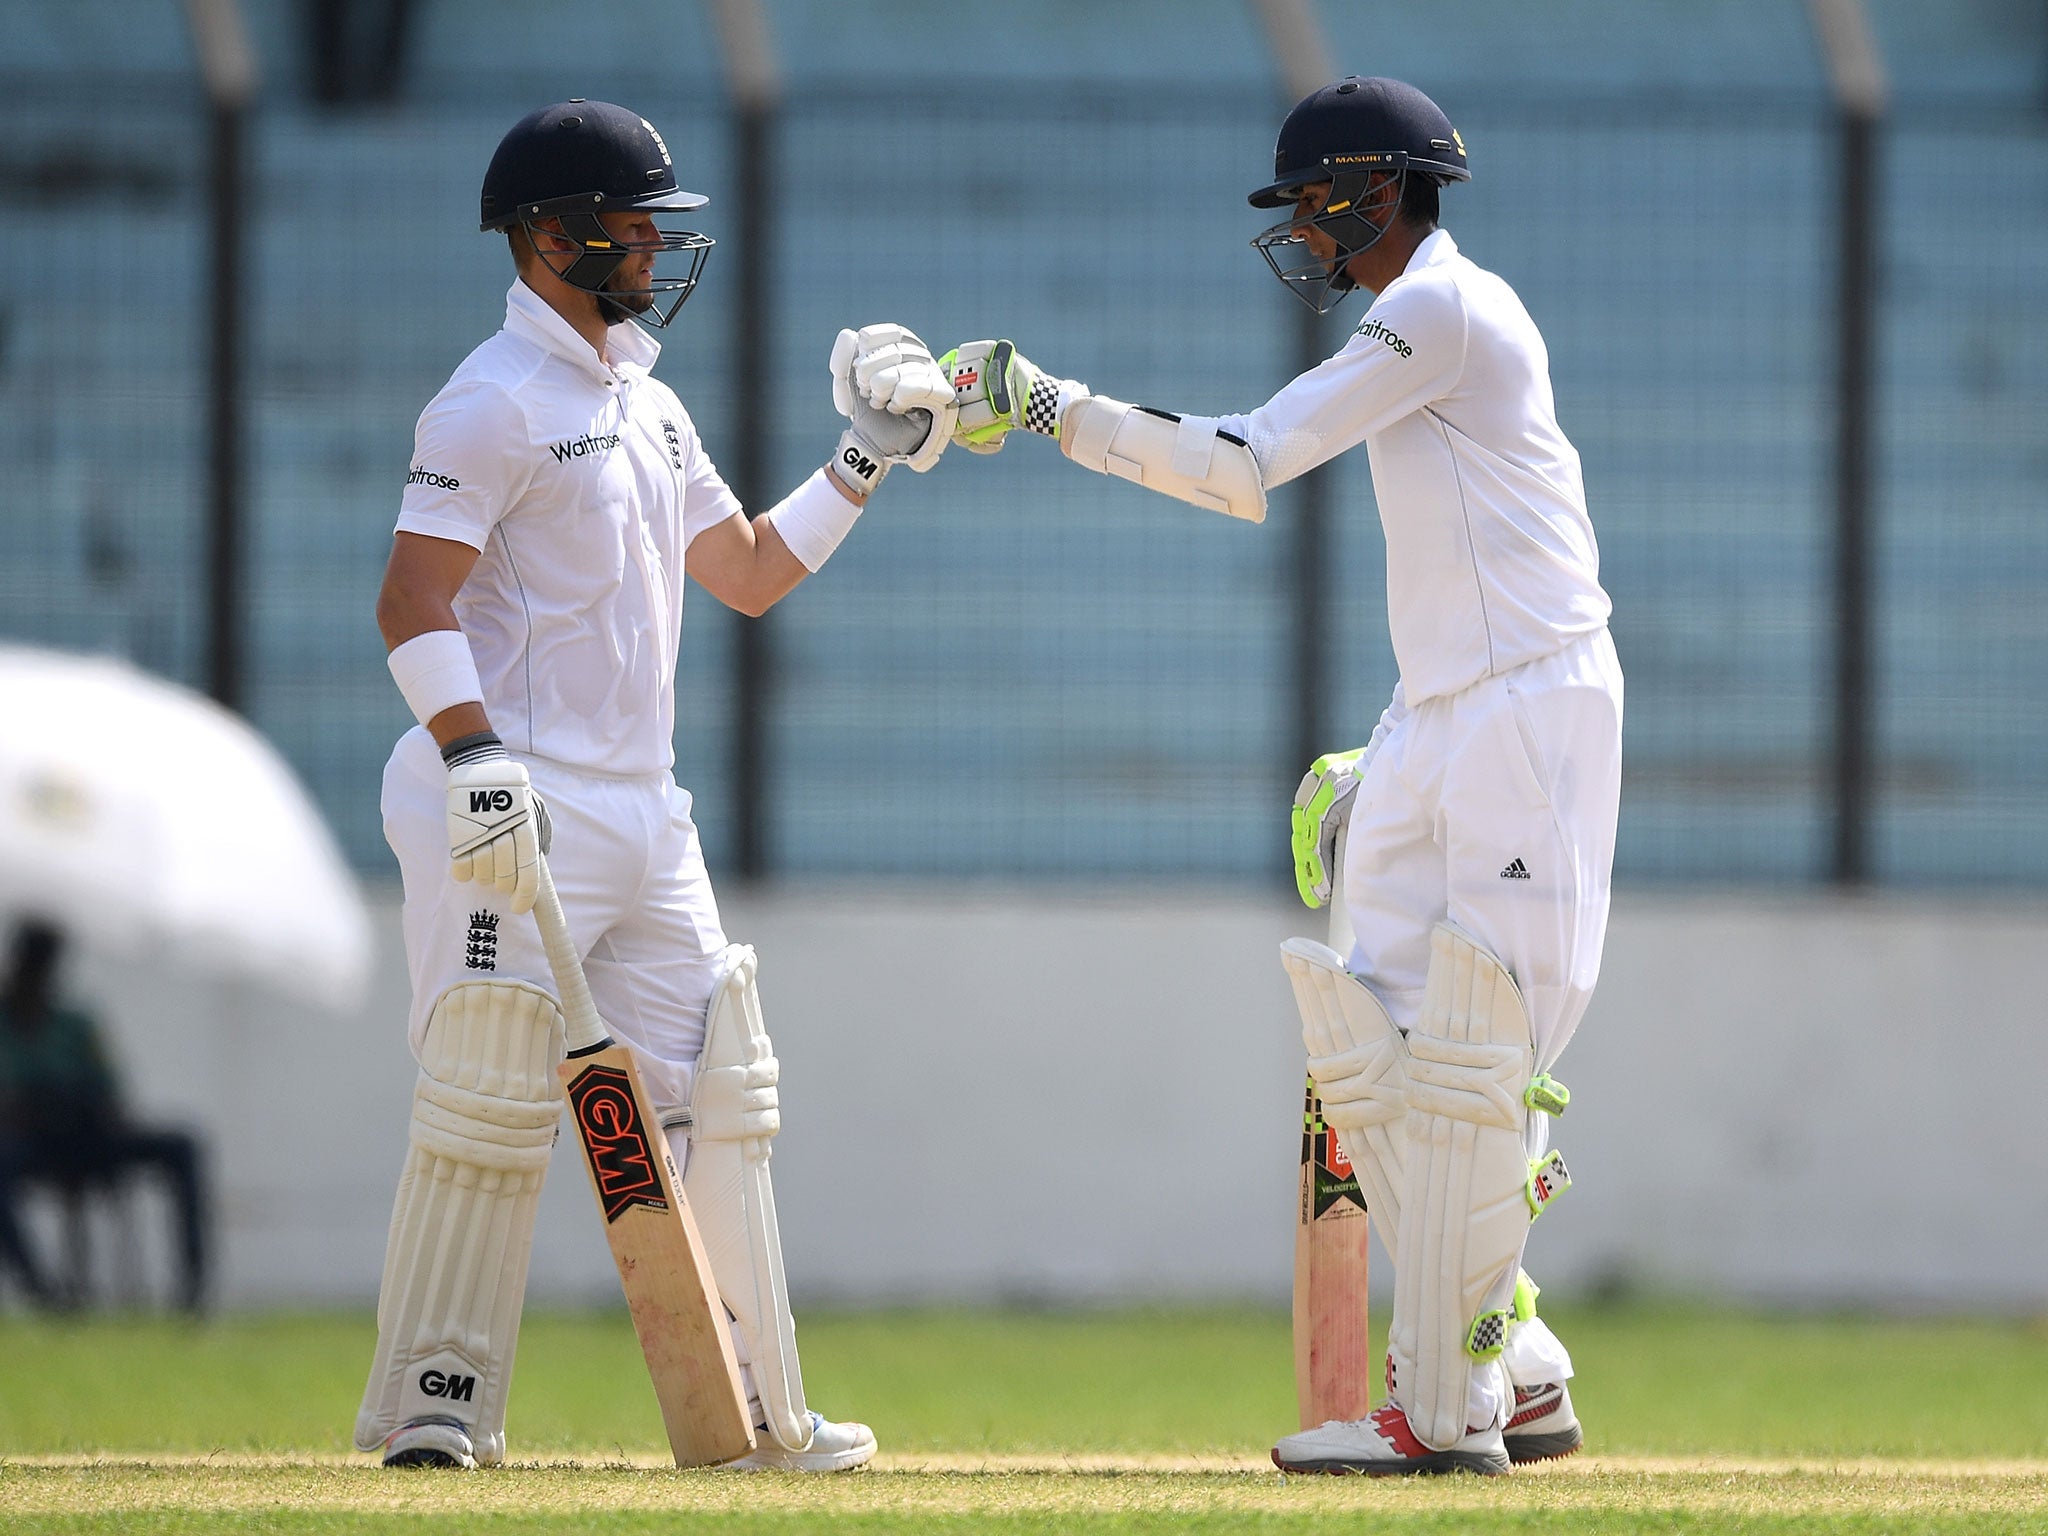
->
[387,628,484,727]
[762,467,865,573]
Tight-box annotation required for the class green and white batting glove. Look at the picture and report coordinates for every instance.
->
[939,339,1089,454]
[1290,746,1368,909]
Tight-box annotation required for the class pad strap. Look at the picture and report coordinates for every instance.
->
[1525,1148,1571,1217]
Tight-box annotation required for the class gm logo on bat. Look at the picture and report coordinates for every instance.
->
[565,1063,670,1224]
[468,790,516,813]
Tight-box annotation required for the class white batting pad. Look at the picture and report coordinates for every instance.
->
[355,980,564,1465]
[1061,395,1267,523]
[1280,936,1408,1258]
[683,944,811,1453]
[1390,923,1537,1451]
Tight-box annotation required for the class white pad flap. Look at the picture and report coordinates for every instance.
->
[1280,937,1409,1262]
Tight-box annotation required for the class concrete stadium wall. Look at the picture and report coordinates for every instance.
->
[23,887,2048,1315]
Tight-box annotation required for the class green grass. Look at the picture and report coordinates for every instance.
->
[4,1303,2048,1533]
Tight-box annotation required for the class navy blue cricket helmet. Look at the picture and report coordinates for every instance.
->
[480,99,713,328]
[1248,77,1469,313]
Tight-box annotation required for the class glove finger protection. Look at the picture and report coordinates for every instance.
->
[828,323,956,490]
[829,328,860,418]
[850,324,956,418]
[445,736,544,916]
[940,339,1086,452]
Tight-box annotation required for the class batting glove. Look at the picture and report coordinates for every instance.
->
[827,324,955,495]
[939,339,1088,454]
[1291,747,1368,909]
[444,732,549,916]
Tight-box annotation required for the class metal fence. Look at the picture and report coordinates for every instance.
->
[1,79,2042,888]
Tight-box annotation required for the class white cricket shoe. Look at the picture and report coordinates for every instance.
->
[1504,1379,1582,1463]
[725,1411,876,1472]
[379,1417,476,1469]
[1272,1403,1510,1477]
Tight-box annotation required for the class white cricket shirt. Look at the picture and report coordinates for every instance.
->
[1221,229,1610,704]
[395,281,740,775]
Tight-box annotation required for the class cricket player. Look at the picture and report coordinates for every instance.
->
[358,100,953,1471]
[931,78,1621,1475]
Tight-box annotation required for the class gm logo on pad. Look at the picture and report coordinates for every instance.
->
[418,1368,476,1402]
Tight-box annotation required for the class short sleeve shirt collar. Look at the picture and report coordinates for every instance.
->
[502,279,663,383]
[1405,227,1459,275]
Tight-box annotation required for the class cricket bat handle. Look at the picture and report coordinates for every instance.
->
[532,852,609,1055]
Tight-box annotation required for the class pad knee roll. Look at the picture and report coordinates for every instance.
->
[356,980,564,1465]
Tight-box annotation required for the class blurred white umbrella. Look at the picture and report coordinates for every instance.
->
[0,644,371,1005]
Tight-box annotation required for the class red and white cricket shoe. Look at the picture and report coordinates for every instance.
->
[1503,1380,1582,1463]
[1271,1402,1510,1477]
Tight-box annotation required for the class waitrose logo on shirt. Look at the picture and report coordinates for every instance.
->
[549,432,623,463]
[1355,318,1413,357]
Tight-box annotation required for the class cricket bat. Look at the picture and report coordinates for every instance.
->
[532,853,756,1467]
[1293,823,1372,1428]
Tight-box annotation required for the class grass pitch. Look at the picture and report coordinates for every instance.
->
[4,1302,2047,1533]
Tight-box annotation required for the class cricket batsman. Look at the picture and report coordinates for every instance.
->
[926,77,1622,1474]
[358,99,953,1470]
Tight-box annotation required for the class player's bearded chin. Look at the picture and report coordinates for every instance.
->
[598,265,655,325]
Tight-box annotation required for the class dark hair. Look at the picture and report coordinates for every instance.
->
[1400,171,1441,230]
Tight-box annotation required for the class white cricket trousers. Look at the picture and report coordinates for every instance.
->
[1341,627,1624,1077]
[1342,628,1620,1430]
[382,726,729,1116]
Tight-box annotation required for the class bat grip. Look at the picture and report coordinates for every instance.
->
[532,852,610,1055]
